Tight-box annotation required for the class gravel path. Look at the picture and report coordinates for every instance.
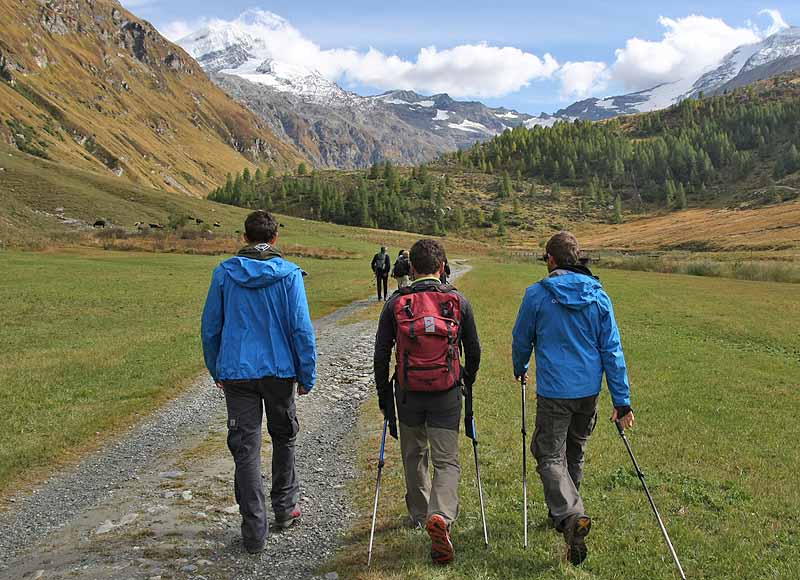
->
[0,263,469,580]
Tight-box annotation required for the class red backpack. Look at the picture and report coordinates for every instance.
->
[393,284,462,392]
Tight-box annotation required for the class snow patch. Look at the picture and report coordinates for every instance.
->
[524,117,560,128]
[382,97,413,106]
[416,100,435,107]
[495,111,519,119]
[433,109,450,121]
[447,119,493,134]
[595,98,616,110]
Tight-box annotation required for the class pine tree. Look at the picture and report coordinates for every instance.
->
[612,195,623,224]
[297,162,307,176]
[676,182,687,209]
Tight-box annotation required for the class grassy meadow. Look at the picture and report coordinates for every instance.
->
[330,261,800,579]
[0,210,447,494]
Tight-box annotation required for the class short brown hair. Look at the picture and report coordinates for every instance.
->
[546,231,580,267]
[244,210,278,244]
[410,239,445,276]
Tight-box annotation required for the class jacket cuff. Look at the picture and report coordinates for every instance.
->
[614,405,632,418]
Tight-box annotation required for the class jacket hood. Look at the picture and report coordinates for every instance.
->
[221,254,300,289]
[540,271,603,310]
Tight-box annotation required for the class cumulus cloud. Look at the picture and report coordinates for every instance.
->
[759,9,790,36]
[558,61,610,99]
[556,9,790,99]
[161,19,210,42]
[611,14,761,92]
[166,10,559,98]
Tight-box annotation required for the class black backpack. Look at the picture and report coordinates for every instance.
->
[393,257,410,277]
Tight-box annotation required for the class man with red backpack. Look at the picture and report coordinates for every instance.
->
[374,239,481,566]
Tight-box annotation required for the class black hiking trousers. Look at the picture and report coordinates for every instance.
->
[223,377,300,550]
[376,272,389,300]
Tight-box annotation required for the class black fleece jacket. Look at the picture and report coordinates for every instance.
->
[373,279,481,393]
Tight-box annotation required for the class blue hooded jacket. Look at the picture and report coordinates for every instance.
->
[512,271,630,406]
[201,254,316,389]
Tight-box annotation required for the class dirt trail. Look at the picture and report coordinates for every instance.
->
[0,263,470,580]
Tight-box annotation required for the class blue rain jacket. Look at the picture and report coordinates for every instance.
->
[512,271,630,406]
[201,256,316,389]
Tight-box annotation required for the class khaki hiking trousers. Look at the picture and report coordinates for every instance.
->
[396,386,462,526]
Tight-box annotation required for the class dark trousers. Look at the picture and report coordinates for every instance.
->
[376,273,389,299]
[223,377,300,549]
[531,395,598,529]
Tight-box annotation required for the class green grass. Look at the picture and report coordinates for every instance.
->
[330,261,800,579]
[0,242,401,493]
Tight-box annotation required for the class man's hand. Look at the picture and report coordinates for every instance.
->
[611,408,635,430]
[297,384,310,396]
[215,381,224,391]
[515,373,528,384]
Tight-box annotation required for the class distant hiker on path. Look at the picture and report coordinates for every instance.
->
[201,210,317,554]
[392,249,411,290]
[511,231,634,566]
[374,239,481,566]
[371,246,391,301]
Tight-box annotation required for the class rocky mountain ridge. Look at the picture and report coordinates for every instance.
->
[178,9,538,168]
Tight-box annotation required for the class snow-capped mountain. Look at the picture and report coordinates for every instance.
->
[689,26,800,97]
[177,10,535,168]
[528,26,800,126]
[178,9,362,107]
[369,90,534,137]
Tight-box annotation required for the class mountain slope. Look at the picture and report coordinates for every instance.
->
[0,0,304,197]
[178,9,537,168]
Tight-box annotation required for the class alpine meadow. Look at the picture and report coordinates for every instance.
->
[0,1,799,579]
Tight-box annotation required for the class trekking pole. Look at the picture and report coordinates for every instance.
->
[367,418,389,567]
[520,377,528,549]
[615,421,687,580]
[465,387,489,547]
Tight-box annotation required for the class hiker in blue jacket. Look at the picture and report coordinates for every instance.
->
[201,210,316,554]
[511,231,634,566]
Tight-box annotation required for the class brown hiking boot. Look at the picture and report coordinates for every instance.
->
[426,514,455,565]
[563,514,592,565]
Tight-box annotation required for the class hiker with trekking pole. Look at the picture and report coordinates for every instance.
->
[373,239,482,566]
[511,231,634,566]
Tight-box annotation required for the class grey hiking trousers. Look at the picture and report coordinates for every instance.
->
[531,395,599,529]
[223,377,300,550]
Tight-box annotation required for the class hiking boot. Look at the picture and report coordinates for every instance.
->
[426,514,455,565]
[244,541,265,555]
[563,514,592,565]
[274,505,301,530]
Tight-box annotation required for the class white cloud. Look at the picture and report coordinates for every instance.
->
[168,10,558,98]
[611,14,761,92]
[161,18,210,42]
[759,9,790,36]
[558,61,610,99]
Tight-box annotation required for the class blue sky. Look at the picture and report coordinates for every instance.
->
[123,1,800,114]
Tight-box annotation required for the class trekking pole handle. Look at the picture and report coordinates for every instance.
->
[378,418,388,468]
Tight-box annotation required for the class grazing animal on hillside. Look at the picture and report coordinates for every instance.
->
[149,223,164,230]
[196,218,204,225]
[213,222,221,228]
[93,219,107,228]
